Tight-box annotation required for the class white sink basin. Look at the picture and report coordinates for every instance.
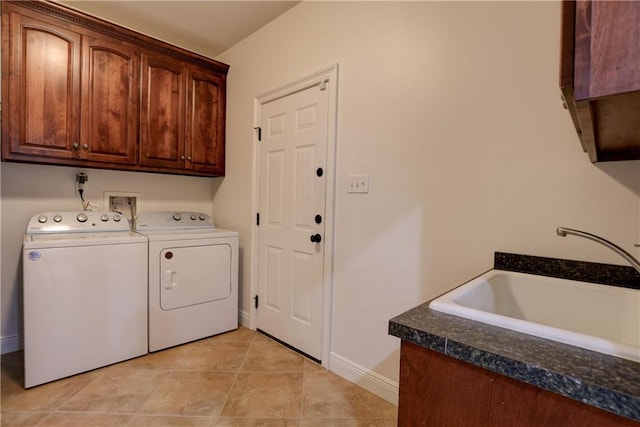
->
[429,270,640,362]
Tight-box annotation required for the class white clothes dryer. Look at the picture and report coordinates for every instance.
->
[23,211,148,388]
[135,212,239,352]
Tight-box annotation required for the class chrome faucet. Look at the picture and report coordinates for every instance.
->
[556,227,640,274]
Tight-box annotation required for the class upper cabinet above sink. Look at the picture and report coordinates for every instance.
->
[561,0,640,162]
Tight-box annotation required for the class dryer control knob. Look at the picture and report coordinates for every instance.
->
[100,215,109,222]
[37,215,48,223]
[172,213,182,221]
[53,215,63,223]
[113,215,122,222]
[76,213,88,223]
[190,214,197,221]
[199,215,206,221]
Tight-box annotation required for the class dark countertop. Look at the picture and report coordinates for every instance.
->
[388,252,640,422]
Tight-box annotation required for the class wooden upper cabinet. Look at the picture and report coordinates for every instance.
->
[140,52,186,170]
[561,0,640,162]
[140,55,226,175]
[81,34,139,165]
[3,9,81,162]
[186,65,225,175]
[2,1,229,176]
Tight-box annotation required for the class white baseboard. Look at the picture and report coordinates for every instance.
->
[239,310,251,328]
[1,334,22,354]
[329,352,398,405]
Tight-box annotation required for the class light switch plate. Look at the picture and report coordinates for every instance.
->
[348,174,369,193]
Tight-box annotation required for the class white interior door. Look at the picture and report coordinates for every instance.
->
[257,80,329,361]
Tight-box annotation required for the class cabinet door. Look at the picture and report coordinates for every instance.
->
[3,10,81,161]
[562,0,640,162]
[80,34,139,165]
[399,342,639,427]
[140,53,186,169]
[185,65,226,175]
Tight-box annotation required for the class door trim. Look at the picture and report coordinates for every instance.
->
[250,64,338,368]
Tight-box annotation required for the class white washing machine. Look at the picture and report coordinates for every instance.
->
[135,211,239,352]
[23,211,148,388]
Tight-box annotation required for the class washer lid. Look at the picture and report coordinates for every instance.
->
[23,231,147,249]
[135,211,215,231]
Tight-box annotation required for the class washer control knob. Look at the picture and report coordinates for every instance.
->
[76,213,88,223]
[37,215,48,223]
[199,215,206,221]
[190,214,197,221]
[53,215,63,223]
[100,214,109,222]
[113,215,122,222]
[172,213,182,221]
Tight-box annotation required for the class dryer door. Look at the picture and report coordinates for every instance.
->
[160,244,231,310]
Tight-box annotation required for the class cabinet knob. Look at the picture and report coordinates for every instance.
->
[72,143,79,149]
[181,155,186,160]
[82,143,88,149]
[187,156,192,161]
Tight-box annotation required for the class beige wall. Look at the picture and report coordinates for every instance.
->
[215,0,640,394]
[1,0,638,401]
[0,162,219,351]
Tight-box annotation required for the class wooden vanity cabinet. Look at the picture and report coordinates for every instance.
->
[2,1,228,176]
[561,0,640,162]
[398,341,637,427]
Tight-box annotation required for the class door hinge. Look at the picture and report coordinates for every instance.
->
[256,212,260,226]
[254,294,259,309]
[319,79,328,91]
[254,126,262,141]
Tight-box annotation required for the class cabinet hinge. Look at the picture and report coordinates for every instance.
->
[254,126,262,141]
[254,294,259,309]
[256,212,260,226]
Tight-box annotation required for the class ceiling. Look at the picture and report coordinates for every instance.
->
[57,1,301,58]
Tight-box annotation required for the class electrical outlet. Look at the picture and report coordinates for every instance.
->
[347,174,369,194]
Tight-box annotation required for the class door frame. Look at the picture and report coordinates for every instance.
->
[249,64,338,368]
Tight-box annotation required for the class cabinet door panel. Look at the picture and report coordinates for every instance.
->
[186,66,225,174]
[399,342,494,426]
[140,53,185,169]
[5,11,81,160]
[588,1,640,99]
[82,36,139,164]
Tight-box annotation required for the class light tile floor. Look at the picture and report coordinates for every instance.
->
[1,327,397,426]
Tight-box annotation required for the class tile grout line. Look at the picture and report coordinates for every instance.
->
[127,363,178,425]
[300,357,306,422]
[214,330,257,421]
[33,363,111,426]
